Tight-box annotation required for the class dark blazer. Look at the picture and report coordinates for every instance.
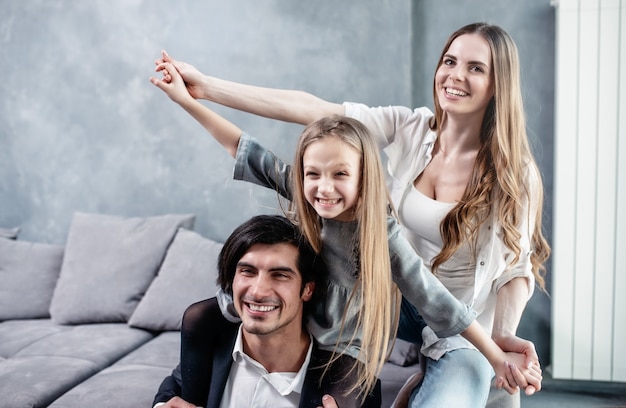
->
[154,298,381,408]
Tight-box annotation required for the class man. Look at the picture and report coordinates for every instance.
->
[153,215,378,408]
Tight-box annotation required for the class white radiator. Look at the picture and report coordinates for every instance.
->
[551,0,626,382]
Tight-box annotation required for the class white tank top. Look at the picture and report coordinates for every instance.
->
[399,186,475,302]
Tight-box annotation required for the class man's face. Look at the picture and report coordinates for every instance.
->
[232,243,314,338]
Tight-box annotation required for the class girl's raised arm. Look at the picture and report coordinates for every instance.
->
[150,61,242,158]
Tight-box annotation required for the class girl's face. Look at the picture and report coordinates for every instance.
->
[302,137,361,222]
[435,33,494,118]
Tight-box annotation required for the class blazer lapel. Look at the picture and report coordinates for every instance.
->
[205,324,238,408]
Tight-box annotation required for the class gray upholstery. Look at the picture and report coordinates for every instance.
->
[49,332,180,408]
[49,212,195,324]
[128,228,222,331]
[0,214,418,408]
[0,320,154,408]
[0,239,64,320]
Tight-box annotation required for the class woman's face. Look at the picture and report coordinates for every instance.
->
[435,33,494,119]
[302,137,361,222]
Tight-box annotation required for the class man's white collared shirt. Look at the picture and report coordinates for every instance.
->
[219,326,313,408]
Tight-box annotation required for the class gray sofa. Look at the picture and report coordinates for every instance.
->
[0,212,420,408]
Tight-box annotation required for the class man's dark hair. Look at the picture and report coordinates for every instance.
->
[217,215,324,302]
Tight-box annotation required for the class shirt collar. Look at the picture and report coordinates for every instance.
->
[231,325,314,395]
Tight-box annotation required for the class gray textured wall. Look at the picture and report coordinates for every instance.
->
[0,0,412,244]
[0,1,555,368]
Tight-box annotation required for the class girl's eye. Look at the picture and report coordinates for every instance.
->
[443,58,454,66]
[305,171,319,178]
[470,65,484,73]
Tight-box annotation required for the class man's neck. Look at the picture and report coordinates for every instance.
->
[242,328,311,373]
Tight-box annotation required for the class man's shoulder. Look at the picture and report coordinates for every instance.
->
[182,297,238,338]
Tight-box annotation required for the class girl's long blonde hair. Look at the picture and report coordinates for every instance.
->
[430,23,550,287]
[291,115,401,399]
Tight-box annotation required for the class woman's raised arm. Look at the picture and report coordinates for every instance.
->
[155,50,345,126]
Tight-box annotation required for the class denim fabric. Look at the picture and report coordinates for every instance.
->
[408,348,493,408]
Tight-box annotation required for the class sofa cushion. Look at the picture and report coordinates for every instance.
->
[0,355,99,408]
[128,228,222,331]
[0,226,20,240]
[49,332,180,408]
[0,319,154,408]
[49,212,195,324]
[0,239,64,320]
[0,320,65,358]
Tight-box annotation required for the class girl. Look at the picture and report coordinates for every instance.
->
[150,56,540,404]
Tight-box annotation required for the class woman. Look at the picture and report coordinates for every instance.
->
[154,22,549,407]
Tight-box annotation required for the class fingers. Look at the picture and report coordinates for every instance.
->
[508,360,542,395]
[161,396,200,408]
[493,373,518,395]
[504,361,521,389]
[500,379,520,395]
[153,62,172,82]
[530,361,543,378]
[162,49,172,62]
[154,50,175,83]
[525,343,539,368]
[152,60,180,85]
[317,394,339,408]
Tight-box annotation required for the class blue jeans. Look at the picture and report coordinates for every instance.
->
[409,348,493,407]
[398,297,494,407]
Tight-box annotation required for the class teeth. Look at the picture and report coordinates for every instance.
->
[446,88,468,96]
[318,198,339,204]
[249,304,277,312]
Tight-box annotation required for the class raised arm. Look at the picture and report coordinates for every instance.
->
[154,50,345,126]
[150,61,241,158]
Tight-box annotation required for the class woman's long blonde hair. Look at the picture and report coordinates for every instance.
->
[291,115,401,398]
[430,22,550,287]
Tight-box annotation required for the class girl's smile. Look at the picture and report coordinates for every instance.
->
[302,137,361,222]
